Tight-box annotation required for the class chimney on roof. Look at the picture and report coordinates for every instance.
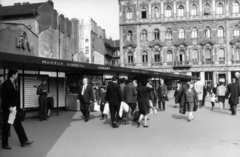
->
[22,2,30,5]
[14,3,21,6]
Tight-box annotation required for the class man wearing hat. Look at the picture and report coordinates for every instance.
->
[37,78,48,121]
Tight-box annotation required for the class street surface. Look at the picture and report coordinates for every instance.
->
[0,98,240,157]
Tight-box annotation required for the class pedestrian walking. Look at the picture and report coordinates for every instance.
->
[99,86,107,120]
[217,82,227,110]
[0,76,4,139]
[37,78,48,121]
[227,78,240,115]
[194,78,204,108]
[123,79,137,124]
[136,78,153,128]
[157,79,168,111]
[174,82,183,108]
[1,68,33,149]
[210,92,217,110]
[77,78,93,122]
[181,82,198,122]
[106,76,123,128]
[202,84,207,106]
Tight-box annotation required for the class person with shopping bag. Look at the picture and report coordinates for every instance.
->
[106,76,123,128]
[136,78,153,128]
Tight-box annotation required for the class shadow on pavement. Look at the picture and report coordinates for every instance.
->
[172,114,188,120]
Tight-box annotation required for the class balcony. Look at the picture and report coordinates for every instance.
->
[173,61,191,69]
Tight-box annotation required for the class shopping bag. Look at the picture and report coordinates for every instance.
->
[103,102,109,115]
[179,103,186,114]
[153,108,157,114]
[133,111,140,122]
[164,95,169,101]
[93,102,101,112]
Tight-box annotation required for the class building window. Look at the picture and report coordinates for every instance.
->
[153,6,160,18]
[179,28,185,39]
[218,49,225,61]
[217,26,224,37]
[191,4,197,16]
[142,51,148,63]
[191,27,198,38]
[165,6,172,18]
[234,25,240,37]
[178,5,184,17]
[205,27,211,38]
[85,46,89,54]
[216,3,224,15]
[127,30,133,41]
[126,8,133,20]
[85,39,89,42]
[233,1,240,14]
[167,50,173,62]
[154,51,160,62]
[154,29,160,40]
[192,49,198,61]
[128,52,133,63]
[141,30,148,41]
[141,7,147,19]
[205,49,212,61]
[204,3,211,15]
[166,28,172,40]
[192,72,200,78]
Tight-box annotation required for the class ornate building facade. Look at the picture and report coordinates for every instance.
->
[119,0,240,85]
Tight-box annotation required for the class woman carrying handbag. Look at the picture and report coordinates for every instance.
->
[181,82,199,122]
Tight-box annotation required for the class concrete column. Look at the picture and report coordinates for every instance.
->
[200,71,205,83]
[212,0,216,17]
[173,1,177,19]
[227,71,231,84]
[120,26,124,66]
[161,1,164,20]
[186,0,190,19]
[137,1,140,21]
[199,0,203,18]
[149,1,152,20]
[136,25,141,66]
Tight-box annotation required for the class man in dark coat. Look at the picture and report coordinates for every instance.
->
[106,76,123,128]
[124,79,137,123]
[77,78,93,122]
[1,68,33,149]
[157,79,168,111]
[36,78,48,121]
[227,78,240,115]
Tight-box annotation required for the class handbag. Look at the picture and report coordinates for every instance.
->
[16,108,26,121]
[193,103,198,112]
[179,105,186,114]
[89,102,94,112]
[164,95,169,101]
[103,102,109,115]
[93,102,100,112]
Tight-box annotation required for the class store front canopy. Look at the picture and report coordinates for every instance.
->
[0,51,197,80]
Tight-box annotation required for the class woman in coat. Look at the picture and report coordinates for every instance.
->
[181,82,198,122]
[136,78,153,128]
[174,82,183,108]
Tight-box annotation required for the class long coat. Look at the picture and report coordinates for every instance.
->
[124,83,137,104]
[227,83,240,105]
[181,89,198,112]
[157,84,168,102]
[194,81,204,101]
[106,82,123,106]
[78,84,94,104]
[174,88,183,104]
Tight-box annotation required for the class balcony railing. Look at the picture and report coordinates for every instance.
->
[173,61,191,68]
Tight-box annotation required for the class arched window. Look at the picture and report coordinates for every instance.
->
[153,6,160,18]
[192,27,198,38]
[191,4,197,16]
[217,26,224,37]
[216,3,224,15]
[179,28,185,39]
[167,50,173,62]
[234,25,240,37]
[192,49,198,61]
[154,51,160,62]
[128,52,133,63]
[141,7,147,19]
[204,3,211,15]
[141,30,148,41]
[178,5,184,17]
[142,51,148,63]
[218,49,225,61]
[165,6,172,18]
[205,49,212,61]
[126,8,133,20]
[205,27,211,38]
[154,29,160,40]
[127,30,133,41]
[233,1,240,14]
[166,28,172,40]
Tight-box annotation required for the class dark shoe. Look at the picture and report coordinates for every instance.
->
[84,119,89,122]
[43,118,48,121]
[2,145,12,149]
[144,125,149,128]
[46,116,50,118]
[21,141,34,147]
[174,106,177,108]
[112,124,119,128]
[188,119,191,122]
[136,122,140,128]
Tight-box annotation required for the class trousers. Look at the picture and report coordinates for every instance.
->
[109,105,120,125]
[39,95,47,120]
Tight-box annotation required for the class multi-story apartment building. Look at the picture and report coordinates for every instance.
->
[119,0,240,85]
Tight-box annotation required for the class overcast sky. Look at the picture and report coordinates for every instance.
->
[1,0,120,40]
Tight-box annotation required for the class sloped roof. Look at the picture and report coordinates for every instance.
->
[0,3,45,16]
[104,39,120,48]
